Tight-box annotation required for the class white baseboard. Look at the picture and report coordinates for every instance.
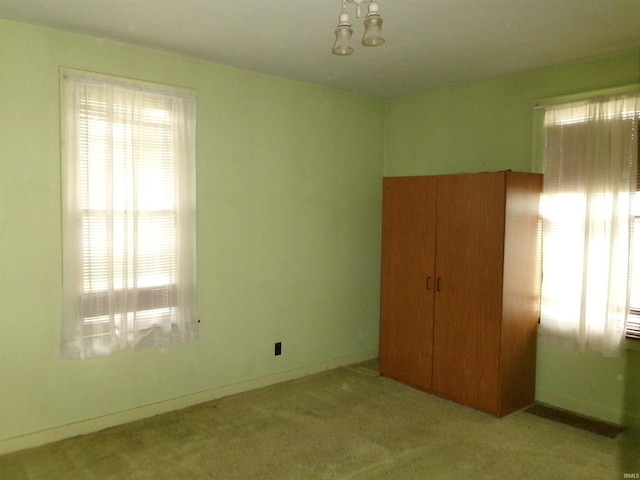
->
[0,350,378,455]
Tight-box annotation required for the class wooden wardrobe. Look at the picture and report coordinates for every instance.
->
[379,171,542,417]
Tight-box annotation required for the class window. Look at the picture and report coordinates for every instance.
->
[538,92,638,356]
[626,139,640,340]
[61,71,198,358]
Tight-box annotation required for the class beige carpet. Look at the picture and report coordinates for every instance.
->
[1,360,638,479]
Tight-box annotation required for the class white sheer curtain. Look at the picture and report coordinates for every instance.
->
[61,72,198,359]
[539,93,638,356]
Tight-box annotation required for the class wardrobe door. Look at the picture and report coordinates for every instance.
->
[379,176,437,390]
[431,173,506,413]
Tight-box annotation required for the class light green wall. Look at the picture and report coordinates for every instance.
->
[385,51,640,177]
[0,19,384,450]
[2,16,639,454]
[385,50,640,427]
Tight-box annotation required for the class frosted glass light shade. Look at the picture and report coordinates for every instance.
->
[333,24,354,55]
[362,16,384,46]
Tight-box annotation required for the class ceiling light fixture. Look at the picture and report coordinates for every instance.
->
[332,0,385,56]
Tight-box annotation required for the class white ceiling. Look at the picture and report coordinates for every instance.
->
[1,0,640,98]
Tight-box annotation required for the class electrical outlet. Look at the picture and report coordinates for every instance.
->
[274,342,282,356]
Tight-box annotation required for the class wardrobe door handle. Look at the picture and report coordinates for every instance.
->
[436,277,442,292]
[426,276,432,290]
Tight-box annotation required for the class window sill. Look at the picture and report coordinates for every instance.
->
[624,337,640,353]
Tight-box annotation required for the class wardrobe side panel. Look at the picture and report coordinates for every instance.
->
[498,172,542,416]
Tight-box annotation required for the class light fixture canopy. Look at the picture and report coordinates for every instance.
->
[332,0,385,56]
